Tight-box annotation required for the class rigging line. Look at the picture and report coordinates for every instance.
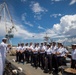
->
[5,2,17,31]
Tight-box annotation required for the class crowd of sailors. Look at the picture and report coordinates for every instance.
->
[15,42,76,74]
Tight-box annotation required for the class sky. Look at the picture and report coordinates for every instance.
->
[0,0,76,45]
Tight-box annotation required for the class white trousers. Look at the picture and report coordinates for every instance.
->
[0,56,3,75]
[2,53,6,71]
[0,52,6,75]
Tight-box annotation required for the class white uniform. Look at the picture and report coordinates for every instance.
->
[16,46,21,51]
[51,45,58,54]
[33,46,40,54]
[40,45,46,53]
[0,42,7,75]
[29,45,34,52]
[56,47,68,57]
[61,47,68,57]
[71,49,76,60]
[19,46,25,51]
[24,46,29,50]
[56,47,63,57]
[45,48,52,55]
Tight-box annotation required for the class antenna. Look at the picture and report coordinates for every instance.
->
[44,33,50,43]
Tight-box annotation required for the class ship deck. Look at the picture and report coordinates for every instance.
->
[6,53,71,75]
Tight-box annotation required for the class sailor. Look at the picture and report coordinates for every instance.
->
[51,42,58,73]
[52,42,63,74]
[51,42,58,55]
[71,44,76,69]
[24,43,29,62]
[0,38,10,75]
[59,44,69,66]
[32,43,40,69]
[44,44,52,74]
[16,43,21,62]
[28,42,34,63]
[39,43,46,69]
[56,42,66,68]
[19,43,25,64]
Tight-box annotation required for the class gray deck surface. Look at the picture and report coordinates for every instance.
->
[6,54,71,75]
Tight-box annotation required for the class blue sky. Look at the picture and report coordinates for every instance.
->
[0,0,76,45]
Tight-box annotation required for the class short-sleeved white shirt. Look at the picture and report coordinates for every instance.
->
[45,48,52,55]
[16,46,21,51]
[56,47,63,57]
[71,49,76,60]
[19,46,25,51]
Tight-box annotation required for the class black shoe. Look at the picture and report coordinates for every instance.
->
[35,67,38,69]
[41,67,44,70]
[49,71,52,74]
[44,70,49,73]
[15,60,18,62]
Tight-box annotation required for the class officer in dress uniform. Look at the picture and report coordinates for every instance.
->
[16,43,21,62]
[44,44,52,74]
[0,38,10,75]
[32,43,40,69]
[19,43,25,64]
[71,44,76,69]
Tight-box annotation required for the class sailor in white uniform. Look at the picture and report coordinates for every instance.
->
[51,42,58,73]
[44,44,52,74]
[39,43,46,69]
[71,44,76,69]
[19,43,25,64]
[53,42,64,74]
[0,38,9,75]
[32,43,40,68]
[28,42,34,63]
[16,43,21,62]
[24,43,29,62]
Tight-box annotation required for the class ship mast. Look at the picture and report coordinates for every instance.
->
[44,33,50,43]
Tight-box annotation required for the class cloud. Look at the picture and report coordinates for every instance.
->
[30,2,47,14]
[46,14,76,42]
[34,14,42,20]
[0,13,76,44]
[51,0,64,4]
[56,37,76,45]
[15,25,34,39]
[69,0,76,5]
[38,25,45,30]
[51,0,61,2]
[30,1,47,20]
[50,14,62,18]
[24,21,33,27]
[21,0,27,2]
[44,14,76,43]
[21,13,33,27]
[0,21,35,39]
[0,21,6,36]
